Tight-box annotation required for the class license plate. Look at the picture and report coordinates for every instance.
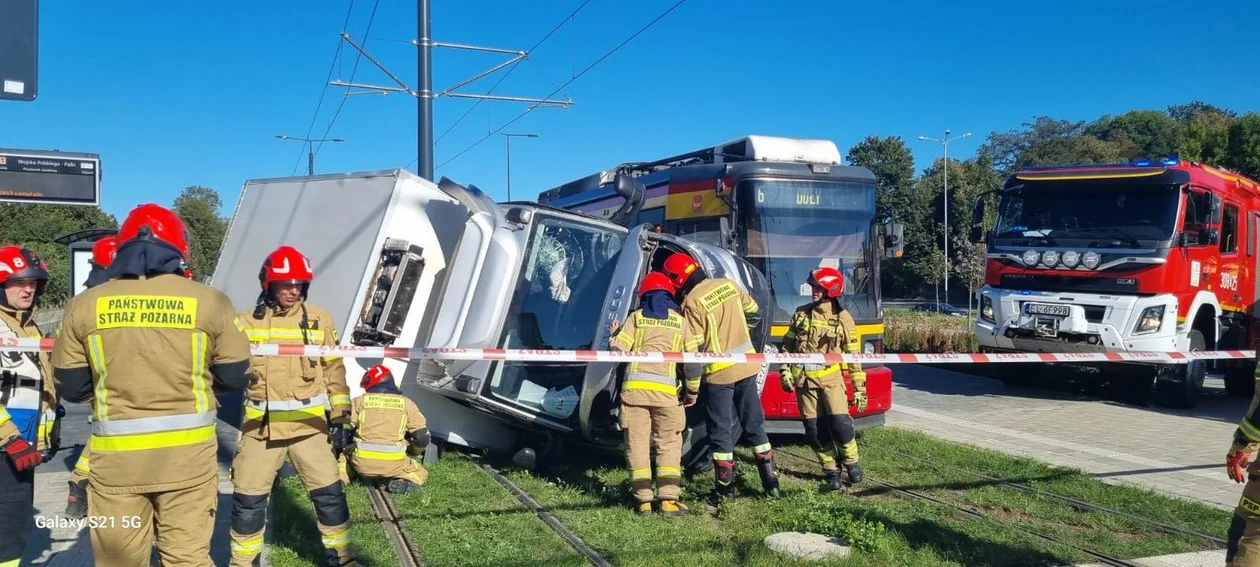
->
[1025,303,1070,317]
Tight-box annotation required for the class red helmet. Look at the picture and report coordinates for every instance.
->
[259,245,314,293]
[661,252,699,288]
[117,203,192,263]
[806,267,844,299]
[638,271,676,296]
[91,235,119,269]
[0,246,50,297]
[360,364,394,390]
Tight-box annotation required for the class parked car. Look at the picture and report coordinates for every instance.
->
[914,302,967,316]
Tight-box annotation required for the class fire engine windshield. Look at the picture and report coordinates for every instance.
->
[994,183,1180,242]
[491,214,626,423]
[739,178,878,323]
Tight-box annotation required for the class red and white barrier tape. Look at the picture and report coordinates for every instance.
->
[10,337,1255,364]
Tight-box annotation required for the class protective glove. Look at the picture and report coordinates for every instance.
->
[851,390,869,413]
[850,371,869,412]
[681,390,698,408]
[329,424,353,453]
[779,370,795,393]
[4,438,41,472]
[43,405,65,463]
[1228,446,1253,483]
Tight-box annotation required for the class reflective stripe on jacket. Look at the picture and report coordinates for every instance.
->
[609,309,689,407]
[350,392,426,469]
[680,278,761,386]
[780,300,861,386]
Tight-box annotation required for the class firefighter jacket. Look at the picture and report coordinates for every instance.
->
[680,277,762,388]
[609,309,690,407]
[779,300,863,388]
[0,303,55,452]
[1232,363,1260,453]
[50,273,252,494]
[240,300,350,441]
[349,389,427,468]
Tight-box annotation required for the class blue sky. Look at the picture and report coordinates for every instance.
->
[4,0,1260,220]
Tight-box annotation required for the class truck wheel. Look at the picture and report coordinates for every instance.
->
[1153,330,1206,409]
[1225,363,1257,398]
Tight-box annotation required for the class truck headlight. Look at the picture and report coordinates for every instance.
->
[863,338,882,354]
[980,295,995,323]
[1133,305,1164,335]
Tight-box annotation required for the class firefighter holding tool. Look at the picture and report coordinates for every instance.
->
[660,252,781,501]
[346,365,430,493]
[607,271,693,516]
[65,233,118,519]
[230,245,358,567]
[0,245,57,567]
[779,267,866,491]
[51,204,253,565]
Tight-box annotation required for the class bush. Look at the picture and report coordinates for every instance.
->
[884,310,977,353]
[787,493,890,554]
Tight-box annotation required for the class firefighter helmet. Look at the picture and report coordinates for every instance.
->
[259,245,314,295]
[117,203,193,263]
[360,364,394,391]
[91,235,119,269]
[806,267,844,299]
[638,271,676,296]
[661,252,700,288]
[0,246,50,297]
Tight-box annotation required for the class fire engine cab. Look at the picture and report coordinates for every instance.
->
[969,157,1260,408]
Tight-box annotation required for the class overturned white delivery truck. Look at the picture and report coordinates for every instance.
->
[210,169,772,468]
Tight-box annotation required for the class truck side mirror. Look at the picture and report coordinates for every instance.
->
[883,222,904,258]
[969,198,986,243]
[719,216,734,248]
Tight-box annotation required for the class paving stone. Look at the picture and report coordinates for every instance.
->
[764,532,851,561]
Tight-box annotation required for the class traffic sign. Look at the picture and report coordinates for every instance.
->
[0,0,38,102]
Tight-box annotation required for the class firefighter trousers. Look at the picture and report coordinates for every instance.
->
[619,402,685,503]
[70,444,91,483]
[0,460,33,565]
[87,474,218,567]
[704,375,772,461]
[1229,469,1260,566]
[348,450,429,487]
[229,433,353,567]
[797,378,857,471]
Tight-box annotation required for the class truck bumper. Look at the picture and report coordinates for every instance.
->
[974,287,1182,356]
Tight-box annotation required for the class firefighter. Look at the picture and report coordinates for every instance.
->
[50,203,252,565]
[346,365,430,493]
[0,245,56,567]
[65,234,118,519]
[1225,359,1260,566]
[779,267,867,491]
[660,252,780,501]
[607,271,692,516]
[230,245,357,567]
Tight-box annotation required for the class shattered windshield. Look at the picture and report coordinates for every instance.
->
[994,183,1180,242]
[490,214,626,422]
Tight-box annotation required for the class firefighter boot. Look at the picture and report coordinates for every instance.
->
[824,470,845,492]
[635,501,653,515]
[65,480,88,519]
[754,450,781,497]
[659,499,690,516]
[387,479,423,494]
[845,462,865,485]
[712,459,736,501]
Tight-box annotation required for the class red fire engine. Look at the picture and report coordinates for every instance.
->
[970,157,1260,408]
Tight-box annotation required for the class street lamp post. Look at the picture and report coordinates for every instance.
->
[275,135,345,176]
[917,130,972,304]
[502,133,538,201]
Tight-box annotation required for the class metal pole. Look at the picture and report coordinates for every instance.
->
[417,0,434,181]
[308,149,315,176]
[505,134,512,201]
[943,135,949,303]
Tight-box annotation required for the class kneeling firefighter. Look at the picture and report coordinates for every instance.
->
[779,267,867,490]
[607,272,693,516]
[65,234,118,519]
[0,245,58,567]
[346,365,430,493]
[230,245,357,567]
[660,252,780,501]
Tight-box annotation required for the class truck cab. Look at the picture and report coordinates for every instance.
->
[212,169,771,467]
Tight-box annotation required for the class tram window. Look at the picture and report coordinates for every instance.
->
[675,218,723,247]
[634,207,665,229]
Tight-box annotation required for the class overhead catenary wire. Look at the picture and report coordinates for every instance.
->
[431,0,594,148]
[290,0,358,176]
[420,0,688,172]
[312,0,383,162]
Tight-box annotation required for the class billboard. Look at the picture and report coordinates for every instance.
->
[0,149,101,205]
[0,0,38,102]
[69,244,94,298]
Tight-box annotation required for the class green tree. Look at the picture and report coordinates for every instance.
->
[1226,112,1260,178]
[979,117,1126,175]
[0,203,118,305]
[172,185,230,282]
[1178,109,1235,165]
[1086,110,1184,161]
[845,135,915,224]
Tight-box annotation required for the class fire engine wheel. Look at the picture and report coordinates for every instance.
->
[1153,330,1206,409]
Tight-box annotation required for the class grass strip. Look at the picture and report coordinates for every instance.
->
[268,475,398,567]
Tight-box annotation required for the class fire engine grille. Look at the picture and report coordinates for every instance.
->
[1081,305,1106,323]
